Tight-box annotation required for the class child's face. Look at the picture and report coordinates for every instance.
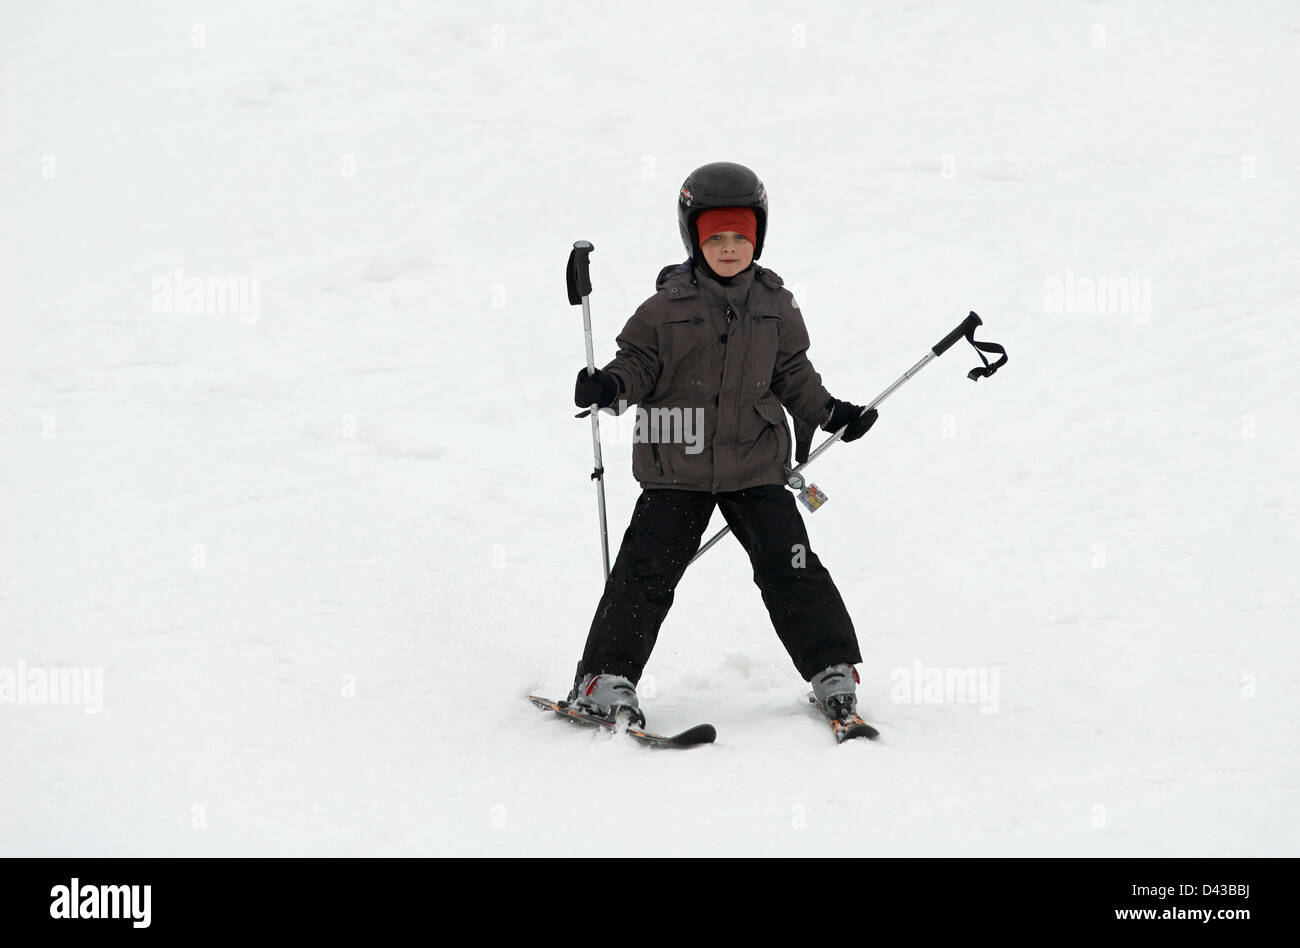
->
[700,231,754,278]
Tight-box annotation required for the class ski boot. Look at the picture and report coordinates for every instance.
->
[568,673,646,728]
[810,663,878,742]
[810,663,860,720]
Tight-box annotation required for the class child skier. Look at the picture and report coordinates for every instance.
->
[568,161,879,728]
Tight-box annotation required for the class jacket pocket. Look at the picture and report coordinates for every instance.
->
[666,316,705,350]
[665,316,705,345]
[663,315,708,396]
[750,314,782,385]
[753,399,792,468]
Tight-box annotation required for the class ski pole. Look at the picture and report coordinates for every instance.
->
[688,311,1006,565]
[566,240,611,580]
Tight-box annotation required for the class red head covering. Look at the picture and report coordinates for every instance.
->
[695,207,758,247]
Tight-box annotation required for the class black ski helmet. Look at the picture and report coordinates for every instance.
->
[677,161,769,260]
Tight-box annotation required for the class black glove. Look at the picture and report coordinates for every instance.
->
[822,398,878,442]
[574,367,620,409]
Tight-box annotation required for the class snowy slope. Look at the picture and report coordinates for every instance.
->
[1,0,1297,856]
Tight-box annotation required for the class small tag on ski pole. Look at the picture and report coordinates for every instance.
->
[797,483,828,512]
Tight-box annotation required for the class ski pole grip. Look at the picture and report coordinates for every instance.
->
[566,240,595,305]
[932,311,982,357]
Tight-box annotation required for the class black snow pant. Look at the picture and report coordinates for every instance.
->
[574,484,862,690]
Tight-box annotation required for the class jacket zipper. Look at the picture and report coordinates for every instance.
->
[651,442,664,477]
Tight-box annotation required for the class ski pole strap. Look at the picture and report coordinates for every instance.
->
[931,311,1008,381]
[963,312,1007,381]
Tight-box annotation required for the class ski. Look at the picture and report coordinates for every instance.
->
[829,714,880,743]
[528,695,716,748]
[808,694,880,743]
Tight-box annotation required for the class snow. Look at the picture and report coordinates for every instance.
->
[2,0,1297,856]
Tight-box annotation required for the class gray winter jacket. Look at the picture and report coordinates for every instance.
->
[603,262,834,492]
